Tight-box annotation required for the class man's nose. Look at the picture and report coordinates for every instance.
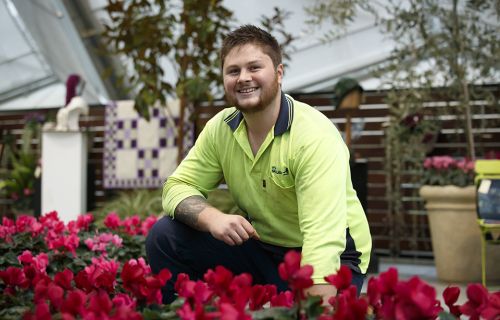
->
[237,69,251,83]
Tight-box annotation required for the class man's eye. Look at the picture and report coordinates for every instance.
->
[250,66,261,71]
[227,69,239,75]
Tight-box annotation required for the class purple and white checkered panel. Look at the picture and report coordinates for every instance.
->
[137,149,159,178]
[103,101,192,189]
[115,119,138,149]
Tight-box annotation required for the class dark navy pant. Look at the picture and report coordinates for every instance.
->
[145,216,365,303]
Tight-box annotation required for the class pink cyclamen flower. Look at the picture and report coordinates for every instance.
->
[432,156,455,169]
[76,213,94,230]
[15,215,42,236]
[122,215,141,235]
[103,212,121,229]
[17,251,49,274]
[80,257,120,293]
[141,216,158,236]
[84,232,123,253]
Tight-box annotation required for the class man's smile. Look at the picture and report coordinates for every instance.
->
[237,87,258,94]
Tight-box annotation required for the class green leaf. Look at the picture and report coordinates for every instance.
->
[251,306,297,320]
[438,311,457,320]
[304,295,325,319]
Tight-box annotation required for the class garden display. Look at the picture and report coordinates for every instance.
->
[1,212,499,319]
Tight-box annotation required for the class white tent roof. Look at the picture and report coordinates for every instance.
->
[0,0,394,111]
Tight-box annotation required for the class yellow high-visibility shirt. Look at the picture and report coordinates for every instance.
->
[163,92,372,283]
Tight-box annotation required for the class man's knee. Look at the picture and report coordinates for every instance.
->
[146,216,179,272]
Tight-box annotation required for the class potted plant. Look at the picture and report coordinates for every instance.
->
[419,156,500,283]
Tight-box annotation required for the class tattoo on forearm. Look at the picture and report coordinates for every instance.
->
[174,195,210,229]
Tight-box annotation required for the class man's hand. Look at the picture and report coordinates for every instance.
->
[200,208,260,245]
[305,284,337,305]
[174,195,259,246]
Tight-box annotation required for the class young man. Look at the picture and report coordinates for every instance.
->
[146,25,372,304]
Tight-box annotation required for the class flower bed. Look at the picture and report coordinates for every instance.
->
[1,212,499,319]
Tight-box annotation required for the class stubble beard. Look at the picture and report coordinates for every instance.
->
[226,73,281,114]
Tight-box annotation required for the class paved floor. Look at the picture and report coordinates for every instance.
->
[362,258,500,305]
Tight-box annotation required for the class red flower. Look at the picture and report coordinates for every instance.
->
[368,268,442,320]
[112,293,137,309]
[367,276,381,307]
[0,266,30,289]
[74,270,92,292]
[175,273,191,293]
[18,250,49,273]
[15,215,42,236]
[177,301,220,320]
[121,259,146,284]
[278,250,313,299]
[23,301,51,320]
[60,289,87,316]
[34,277,52,303]
[177,279,213,305]
[75,213,94,230]
[142,269,172,304]
[103,212,121,229]
[54,269,74,290]
[460,283,489,320]
[482,291,500,320]
[379,267,398,295]
[87,289,113,315]
[121,259,171,304]
[46,282,64,309]
[122,215,141,235]
[204,266,234,296]
[228,273,253,309]
[141,216,158,236]
[74,257,119,293]
[330,285,368,320]
[0,217,16,241]
[443,286,461,317]
[325,265,352,292]
[45,230,80,255]
[249,284,277,310]
[270,290,294,307]
[219,302,251,320]
[393,277,442,320]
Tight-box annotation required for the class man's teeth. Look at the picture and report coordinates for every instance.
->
[239,88,257,93]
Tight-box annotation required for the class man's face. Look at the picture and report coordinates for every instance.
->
[222,44,283,113]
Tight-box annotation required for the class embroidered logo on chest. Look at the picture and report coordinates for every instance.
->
[271,166,289,175]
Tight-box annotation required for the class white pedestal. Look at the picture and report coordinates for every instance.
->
[42,131,87,223]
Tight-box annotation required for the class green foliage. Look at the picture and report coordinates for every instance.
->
[101,1,296,115]
[306,0,500,160]
[94,189,164,224]
[259,7,297,69]
[305,0,376,39]
[0,115,43,212]
[102,0,232,119]
[252,306,298,320]
[108,233,147,262]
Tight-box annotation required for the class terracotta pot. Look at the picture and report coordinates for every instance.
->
[420,185,500,283]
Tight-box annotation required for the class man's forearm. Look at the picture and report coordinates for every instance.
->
[174,195,213,230]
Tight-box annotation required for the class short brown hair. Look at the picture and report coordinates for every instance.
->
[220,25,282,69]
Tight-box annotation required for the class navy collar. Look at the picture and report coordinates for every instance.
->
[224,91,294,136]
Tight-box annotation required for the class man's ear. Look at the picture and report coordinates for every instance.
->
[276,64,284,84]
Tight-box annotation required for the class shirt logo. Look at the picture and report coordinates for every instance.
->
[272,166,289,175]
